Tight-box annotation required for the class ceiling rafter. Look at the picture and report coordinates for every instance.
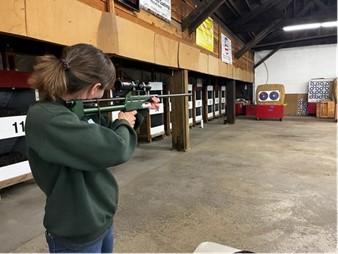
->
[233,10,335,33]
[254,46,282,68]
[311,0,331,13]
[254,33,337,49]
[255,1,320,47]
[227,0,241,16]
[182,0,227,34]
[235,0,295,59]
[230,0,284,27]
[244,0,252,11]
[235,18,284,59]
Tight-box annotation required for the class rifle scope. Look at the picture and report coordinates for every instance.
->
[114,80,152,92]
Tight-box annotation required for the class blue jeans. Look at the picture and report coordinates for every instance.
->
[45,227,114,253]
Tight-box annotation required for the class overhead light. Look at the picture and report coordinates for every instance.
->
[322,21,338,27]
[283,23,320,31]
[283,21,338,31]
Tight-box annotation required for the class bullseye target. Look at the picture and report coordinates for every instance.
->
[258,91,268,101]
[269,91,280,100]
[258,90,280,102]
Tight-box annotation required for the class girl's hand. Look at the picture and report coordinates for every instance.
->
[148,96,160,110]
[118,110,137,127]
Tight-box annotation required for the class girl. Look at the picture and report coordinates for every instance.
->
[25,43,158,253]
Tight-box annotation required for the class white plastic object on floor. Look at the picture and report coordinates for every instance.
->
[194,241,240,253]
[200,119,204,128]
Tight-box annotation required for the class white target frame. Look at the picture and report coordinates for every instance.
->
[149,82,165,137]
[195,86,203,123]
[221,86,226,114]
[207,85,214,119]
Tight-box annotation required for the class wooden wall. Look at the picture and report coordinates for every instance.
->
[1,0,254,82]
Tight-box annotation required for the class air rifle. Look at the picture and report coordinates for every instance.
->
[67,80,191,118]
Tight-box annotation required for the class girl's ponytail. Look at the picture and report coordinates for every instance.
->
[28,55,67,101]
[29,44,116,101]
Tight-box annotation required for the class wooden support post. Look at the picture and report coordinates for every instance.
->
[225,79,236,124]
[182,0,226,33]
[106,0,115,12]
[170,70,190,151]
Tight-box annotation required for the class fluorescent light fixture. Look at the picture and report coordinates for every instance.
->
[322,21,338,27]
[283,20,338,31]
[283,23,320,31]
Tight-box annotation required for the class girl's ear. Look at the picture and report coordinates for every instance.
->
[88,83,103,97]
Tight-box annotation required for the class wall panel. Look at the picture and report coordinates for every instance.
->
[0,0,26,36]
[154,34,179,68]
[25,0,117,53]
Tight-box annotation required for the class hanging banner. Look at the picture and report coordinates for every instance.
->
[140,0,171,22]
[221,33,232,64]
[196,17,214,52]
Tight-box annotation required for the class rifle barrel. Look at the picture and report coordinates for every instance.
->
[158,93,191,98]
[81,93,191,104]
[83,97,125,103]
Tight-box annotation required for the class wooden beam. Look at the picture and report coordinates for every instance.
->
[311,0,331,13]
[225,0,241,16]
[230,0,282,27]
[244,0,252,11]
[254,46,281,68]
[233,0,318,33]
[225,79,236,124]
[170,70,190,151]
[106,0,114,12]
[235,18,283,59]
[211,13,246,45]
[254,33,337,48]
[182,0,227,33]
[235,0,295,59]
[233,13,336,33]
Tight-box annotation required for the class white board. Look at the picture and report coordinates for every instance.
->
[0,115,27,140]
[0,161,31,182]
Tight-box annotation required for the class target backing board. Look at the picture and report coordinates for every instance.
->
[256,84,285,105]
[308,79,333,103]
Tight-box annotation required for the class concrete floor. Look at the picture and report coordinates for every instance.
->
[0,117,336,253]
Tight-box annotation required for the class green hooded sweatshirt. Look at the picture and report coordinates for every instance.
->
[25,100,137,244]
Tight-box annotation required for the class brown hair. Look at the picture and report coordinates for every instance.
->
[29,43,116,101]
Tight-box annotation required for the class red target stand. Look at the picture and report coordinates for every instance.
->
[256,104,284,121]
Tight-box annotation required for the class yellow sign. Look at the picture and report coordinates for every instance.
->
[196,17,214,52]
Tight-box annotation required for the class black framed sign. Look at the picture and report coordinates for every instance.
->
[117,0,140,11]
